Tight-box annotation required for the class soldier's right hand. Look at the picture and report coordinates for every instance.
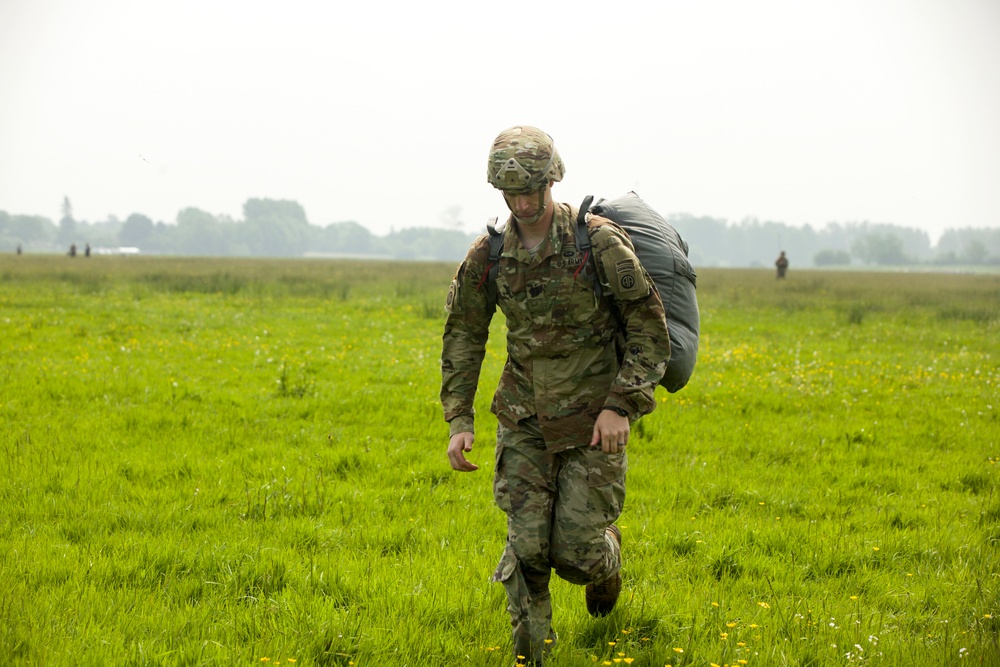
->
[447,432,479,472]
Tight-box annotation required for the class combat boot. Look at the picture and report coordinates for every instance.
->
[585,525,622,617]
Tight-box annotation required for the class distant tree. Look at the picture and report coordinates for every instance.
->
[57,196,76,244]
[119,213,155,247]
[315,221,375,255]
[962,240,988,265]
[242,198,311,256]
[145,221,176,253]
[851,232,907,265]
[814,249,852,266]
[937,228,1000,265]
[935,250,959,265]
[176,208,230,256]
[77,215,122,247]
[667,214,728,266]
[0,211,11,250]
[850,222,930,262]
[0,213,52,245]
[382,227,478,260]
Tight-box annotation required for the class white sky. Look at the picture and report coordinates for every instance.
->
[2,0,999,243]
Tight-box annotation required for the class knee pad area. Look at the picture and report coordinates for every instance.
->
[550,542,608,585]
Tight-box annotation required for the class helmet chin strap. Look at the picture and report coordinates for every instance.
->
[511,188,549,225]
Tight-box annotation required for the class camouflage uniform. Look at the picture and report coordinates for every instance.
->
[775,251,789,279]
[441,201,670,664]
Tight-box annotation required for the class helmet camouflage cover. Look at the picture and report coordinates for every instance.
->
[487,125,565,193]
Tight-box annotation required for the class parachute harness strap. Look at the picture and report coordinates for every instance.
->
[574,196,601,297]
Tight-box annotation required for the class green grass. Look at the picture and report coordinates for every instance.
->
[1,256,998,666]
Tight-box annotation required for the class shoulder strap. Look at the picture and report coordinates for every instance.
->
[576,196,605,300]
[575,196,593,256]
[477,216,504,306]
[482,200,602,307]
[486,216,504,281]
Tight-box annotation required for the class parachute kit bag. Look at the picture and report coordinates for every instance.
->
[480,191,699,392]
[585,192,700,392]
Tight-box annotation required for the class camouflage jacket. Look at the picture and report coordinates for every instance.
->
[440,202,670,452]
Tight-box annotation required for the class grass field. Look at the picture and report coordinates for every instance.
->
[1,255,998,666]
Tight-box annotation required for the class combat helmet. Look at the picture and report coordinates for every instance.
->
[487,126,565,193]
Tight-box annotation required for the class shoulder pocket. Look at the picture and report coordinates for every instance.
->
[600,244,650,302]
[445,262,465,314]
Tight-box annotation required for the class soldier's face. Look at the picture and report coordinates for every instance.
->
[503,183,552,225]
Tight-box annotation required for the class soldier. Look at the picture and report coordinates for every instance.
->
[441,126,670,666]
[775,250,789,278]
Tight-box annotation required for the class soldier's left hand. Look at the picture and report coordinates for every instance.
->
[591,411,629,454]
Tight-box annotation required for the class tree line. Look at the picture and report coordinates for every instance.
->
[667,214,1000,268]
[2,196,998,267]
[0,197,475,262]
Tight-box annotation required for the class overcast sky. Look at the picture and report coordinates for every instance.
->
[2,0,998,243]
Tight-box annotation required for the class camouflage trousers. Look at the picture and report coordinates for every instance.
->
[491,416,626,665]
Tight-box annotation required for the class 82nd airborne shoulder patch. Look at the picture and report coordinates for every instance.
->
[601,247,650,301]
[445,278,461,314]
[616,259,638,291]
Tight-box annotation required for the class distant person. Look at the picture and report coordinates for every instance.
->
[68,244,77,258]
[775,250,789,279]
[16,244,22,255]
[441,125,670,666]
[85,243,91,257]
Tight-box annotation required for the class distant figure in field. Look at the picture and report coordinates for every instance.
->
[68,244,77,258]
[16,244,22,255]
[85,243,91,257]
[775,250,789,279]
